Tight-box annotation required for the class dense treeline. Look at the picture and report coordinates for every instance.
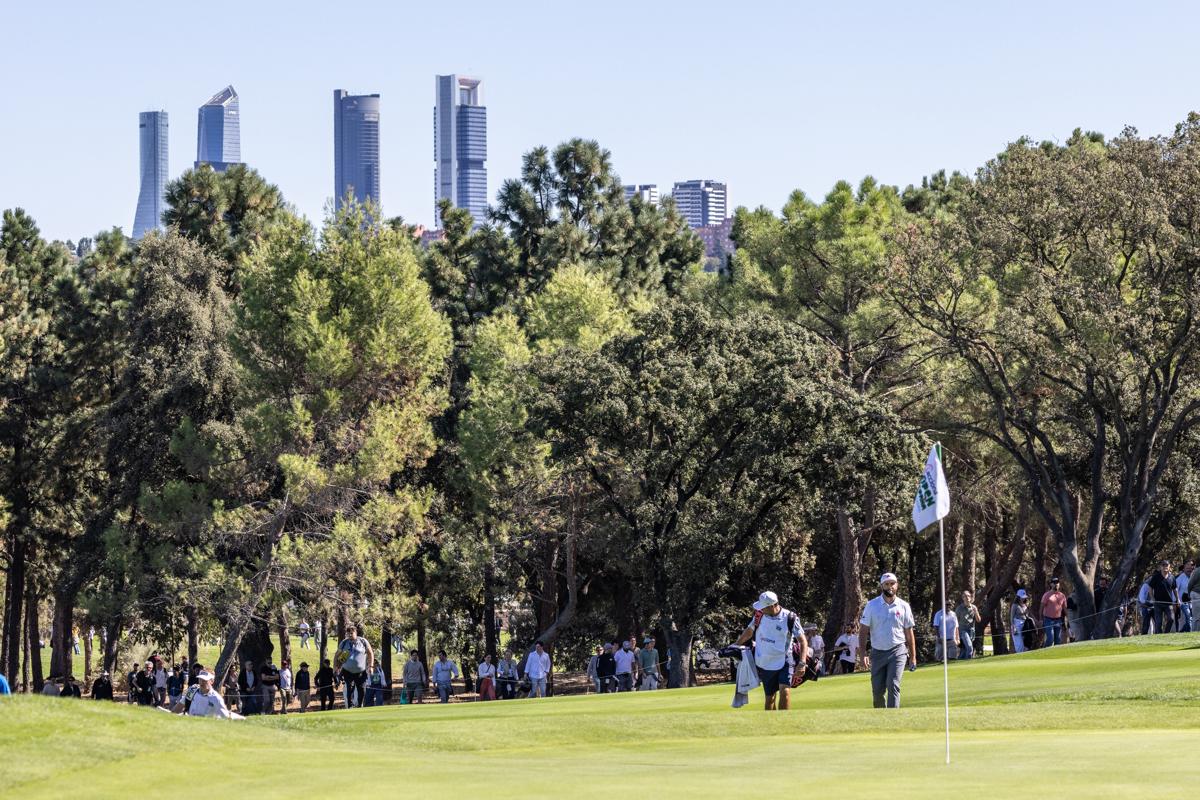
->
[4,123,1200,693]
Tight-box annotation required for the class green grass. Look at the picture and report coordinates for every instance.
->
[4,635,1200,798]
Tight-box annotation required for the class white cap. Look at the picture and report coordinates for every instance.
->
[1016,589,1028,599]
[753,591,779,610]
[879,572,898,585]
[197,670,215,681]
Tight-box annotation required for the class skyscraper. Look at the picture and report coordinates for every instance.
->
[195,85,241,171]
[333,90,381,210]
[671,180,728,228]
[623,184,659,205]
[132,110,168,240]
[434,75,487,226]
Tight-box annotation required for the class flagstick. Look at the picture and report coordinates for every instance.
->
[938,515,951,765]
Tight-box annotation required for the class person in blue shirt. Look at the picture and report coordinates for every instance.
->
[0,672,11,695]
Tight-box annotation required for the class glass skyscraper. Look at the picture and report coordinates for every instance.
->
[132,110,168,240]
[195,86,241,171]
[434,75,487,226]
[333,90,381,210]
[671,180,728,228]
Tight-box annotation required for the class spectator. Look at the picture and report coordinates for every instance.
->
[496,649,519,700]
[167,666,185,707]
[315,658,336,711]
[223,665,239,711]
[402,650,427,704]
[279,659,293,714]
[260,658,281,713]
[803,625,824,674]
[477,654,497,701]
[41,678,61,696]
[432,650,459,703]
[298,620,311,649]
[152,659,169,706]
[60,676,82,698]
[1175,560,1194,633]
[1040,577,1068,647]
[295,662,311,712]
[637,636,661,690]
[1138,576,1155,634]
[91,671,114,700]
[1011,590,1030,653]
[586,646,601,693]
[0,672,9,695]
[596,642,616,693]
[832,623,859,673]
[525,642,551,698]
[613,640,636,692]
[126,662,139,704]
[1149,561,1175,634]
[237,660,260,715]
[365,662,387,707]
[135,662,155,705]
[932,605,959,662]
[955,591,981,659]
[336,623,374,708]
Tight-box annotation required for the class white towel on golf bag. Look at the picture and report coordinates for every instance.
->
[732,648,759,708]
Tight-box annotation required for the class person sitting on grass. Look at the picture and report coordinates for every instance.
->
[831,623,859,674]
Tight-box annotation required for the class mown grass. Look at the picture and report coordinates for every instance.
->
[3,635,1199,798]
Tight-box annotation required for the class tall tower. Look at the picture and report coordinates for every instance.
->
[133,111,169,240]
[671,179,728,228]
[195,85,241,171]
[333,90,381,210]
[434,74,487,227]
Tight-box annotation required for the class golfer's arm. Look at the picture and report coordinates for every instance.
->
[906,628,917,665]
[858,625,870,661]
[796,631,809,664]
[734,625,754,647]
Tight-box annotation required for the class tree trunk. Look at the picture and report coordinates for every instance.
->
[664,623,693,689]
[49,590,74,680]
[960,522,977,595]
[83,624,93,684]
[381,625,393,703]
[823,508,871,651]
[483,555,497,659]
[3,539,26,681]
[277,607,291,666]
[318,614,329,663]
[336,596,349,643]
[103,620,120,674]
[415,613,428,677]
[25,584,41,692]
[186,605,199,666]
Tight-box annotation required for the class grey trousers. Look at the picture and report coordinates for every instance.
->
[870,646,907,708]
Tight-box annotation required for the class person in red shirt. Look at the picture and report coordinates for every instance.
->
[1041,577,1069,646]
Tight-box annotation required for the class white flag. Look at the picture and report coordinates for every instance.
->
[912,443,950,533]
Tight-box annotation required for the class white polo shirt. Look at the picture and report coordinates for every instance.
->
[860,595,915,651]
[187,688,230,718]
[749,609,802,670]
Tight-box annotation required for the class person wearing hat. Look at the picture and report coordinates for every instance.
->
[1040,576,1068,647]
[91,671,114,701]
[803,624,825,675]
[637,636,661,690]
[857,573,916,708]
[187,670,234,718]
[1011,589,1030,653]
[294,661,312,712]
[733,590,807,710]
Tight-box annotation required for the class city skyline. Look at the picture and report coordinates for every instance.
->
[195,85,241,172]
[131,110,168,240]
[5,2,1200,242]
[334,90,381,210]
[434,74,487,226]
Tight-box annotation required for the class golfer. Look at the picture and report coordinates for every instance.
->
[858,572,916,708]
[734,590,806,711]
[187,670,236,719]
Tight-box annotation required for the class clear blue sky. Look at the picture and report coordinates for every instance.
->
[3,0,1198,242]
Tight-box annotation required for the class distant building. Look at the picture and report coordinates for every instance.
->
[695,217,735,272]
[132,110,168,239]
[434,74,487,226]
[671,179,727,228]
[195,85,241,171]
[623,184,659,205]
[333,90,381,210]
[419,227,446,249]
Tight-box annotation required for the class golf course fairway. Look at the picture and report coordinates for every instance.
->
[3,635,1198,798]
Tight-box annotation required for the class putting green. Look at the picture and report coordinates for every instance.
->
[3,635,1198,798]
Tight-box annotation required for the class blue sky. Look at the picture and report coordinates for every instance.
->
[3,0,1198,242]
